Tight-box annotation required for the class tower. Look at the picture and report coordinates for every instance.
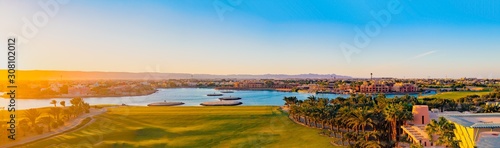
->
[370,73,373,80]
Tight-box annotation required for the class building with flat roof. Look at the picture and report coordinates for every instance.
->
[443,113,500,148]
[402,105,500,148]
[401,105,440,147]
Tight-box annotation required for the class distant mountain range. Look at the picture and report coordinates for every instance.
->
[0,70,351,80]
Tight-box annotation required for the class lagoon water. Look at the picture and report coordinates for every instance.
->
[1,88,434,109]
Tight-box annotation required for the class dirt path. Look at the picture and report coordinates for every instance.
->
[2,108,107,148]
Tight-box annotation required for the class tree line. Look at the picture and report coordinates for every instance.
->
[19,98,91,136]
[283,94,460,148]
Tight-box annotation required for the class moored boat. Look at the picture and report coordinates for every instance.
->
[207,93,223,96]
[219,96,241,100]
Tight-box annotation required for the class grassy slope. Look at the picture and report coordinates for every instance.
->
[22,106,338,148]
[419,91,491,100]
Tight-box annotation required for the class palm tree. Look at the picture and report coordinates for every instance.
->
[62,109,71,120]
[347,108,373,135]
[425,119,439,142]
[24,109,42,127]
[70,97,86,115]
[68,106,78,118]
[340,132,348,146]
[435,98,451,112]
[50,100,57,107]
[425,117,458,147]
[60,101,66,107]
[48,107,62,121]
[479,104,500,113]
[289,105,301,121]
[37,116,53,132]
[70,97,84,107]
[82,103,91,113]
[306,95,317,105]
[344,131,357,146]
[383,104,398,142]
[19,119,30,136]
[338,106,353,132]
[361,140,382,148]
[283,96,298,107]
[401,106,414,125]
[383,103,408,147]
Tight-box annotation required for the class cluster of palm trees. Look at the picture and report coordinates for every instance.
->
[19,97,90,136]
[478,103,500,113]
[283,94,417,148]
[425,117,460,147]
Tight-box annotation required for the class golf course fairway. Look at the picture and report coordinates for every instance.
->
[20,106,337,147]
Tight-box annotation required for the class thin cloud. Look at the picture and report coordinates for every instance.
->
[409,50,438,60]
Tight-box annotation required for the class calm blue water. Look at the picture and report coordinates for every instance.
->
[1,88,434,109]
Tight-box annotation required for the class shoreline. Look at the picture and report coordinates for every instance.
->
[1,89,159,100]
[2,87,434,100]
[215,87,277,91]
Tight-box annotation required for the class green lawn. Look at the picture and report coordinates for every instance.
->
[420,91,491,100]
[21,106,338,148]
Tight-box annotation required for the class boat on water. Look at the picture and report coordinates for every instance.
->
[200,101,242,106]
[207,93,223,96]
[220,90,234,93]
[147,101,185,106]
[219,96,241,100]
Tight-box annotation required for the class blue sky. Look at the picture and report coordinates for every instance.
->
[1,0,499,78]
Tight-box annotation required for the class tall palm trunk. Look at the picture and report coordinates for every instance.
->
[330,122,334,131]
[362,125,369,141]
[392,120,398,147]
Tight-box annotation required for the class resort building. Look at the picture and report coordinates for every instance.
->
[402,105,500,148]
[359,81,391,93]
[443,113,500,148]
[401,105,439,147]
[392,83,418,92]
[358,81,418,93]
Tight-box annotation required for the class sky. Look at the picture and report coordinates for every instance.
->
[0,0,499,78]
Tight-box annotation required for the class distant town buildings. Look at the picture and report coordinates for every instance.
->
[392,83,419,92]
[6,77,498,99]
[66,84,90,96]
[232,80,299,89]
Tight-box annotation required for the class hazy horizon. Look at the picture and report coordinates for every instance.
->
[2,69,496,79]
[1,0,499,79]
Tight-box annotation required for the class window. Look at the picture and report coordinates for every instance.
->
[422,116,425,124]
